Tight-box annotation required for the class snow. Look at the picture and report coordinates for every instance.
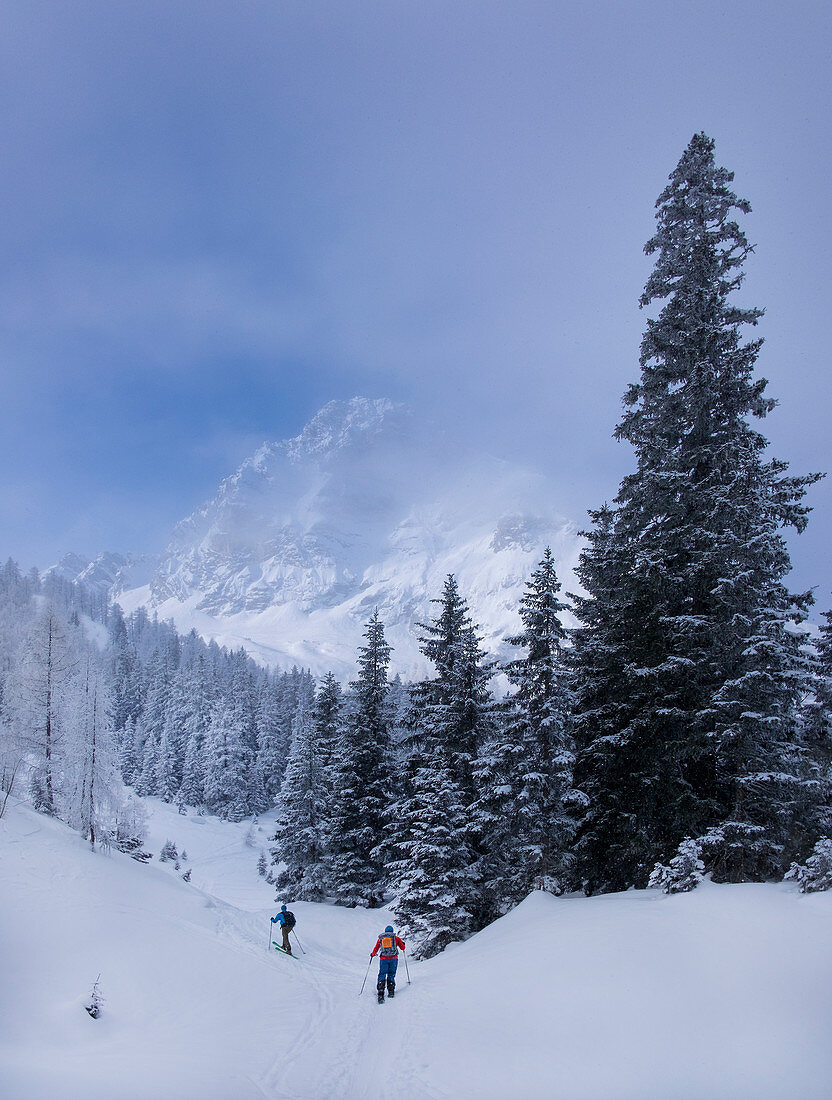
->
[2,796,832,1099]
[102,398,584,680]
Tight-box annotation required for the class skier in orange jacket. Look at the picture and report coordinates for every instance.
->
[370,925,406,1003]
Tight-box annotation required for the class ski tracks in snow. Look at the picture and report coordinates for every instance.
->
[181,862,448,1100]
[274,966,451,1098]
[251,935,449,1100]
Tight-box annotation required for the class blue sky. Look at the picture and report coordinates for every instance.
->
[1,1,830,601]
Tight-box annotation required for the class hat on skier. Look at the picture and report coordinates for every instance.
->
[385,925,394,933]
[281,904,288,912]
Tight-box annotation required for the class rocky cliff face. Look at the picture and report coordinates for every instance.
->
[46,551,158,599]
[149,398,414,616]
[60,398,582,678]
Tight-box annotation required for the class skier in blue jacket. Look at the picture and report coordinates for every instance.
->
[271,903,296,954]
[370,925,406,1002]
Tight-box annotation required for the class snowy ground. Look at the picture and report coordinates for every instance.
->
[2,798,832,1100]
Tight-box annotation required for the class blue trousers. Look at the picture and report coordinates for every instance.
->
[377,957,398,986]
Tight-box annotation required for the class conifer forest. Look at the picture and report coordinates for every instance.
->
[2,135,831,958]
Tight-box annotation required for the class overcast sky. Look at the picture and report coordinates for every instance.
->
[1,1,830,603]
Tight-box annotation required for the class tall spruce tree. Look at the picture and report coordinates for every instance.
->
[313,672,342,778]
[477,549,577,906]
[391,576,494,954]
[415,575,494,806]
[177,655,215,809]
[271,688,329,900]
[802,608,832,838]
[327,611,393,907]
[203,669,257,822]
[133,653,171,798]
[572,133,821,890]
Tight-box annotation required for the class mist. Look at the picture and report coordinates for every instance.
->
[0,2,828,600]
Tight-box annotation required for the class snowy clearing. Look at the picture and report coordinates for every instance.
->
[2,797,831,1100]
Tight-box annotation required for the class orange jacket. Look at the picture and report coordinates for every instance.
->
[371,933,406,958]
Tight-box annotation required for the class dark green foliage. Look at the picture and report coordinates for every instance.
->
[327,611,394,907]
[271,682,329,900]
[477,549,578,906]
[802,609,832,838]
[391,576,495,954]
[572,133,822,890]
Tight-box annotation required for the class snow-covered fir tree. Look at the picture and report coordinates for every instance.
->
[309,671,343,846]
[648,837,705,894]
[313,672,343,778]
[204,693,253,821]
[133,651,175,797]
[802,607,832,838]
[107,604,140,749]
[327,611,394,907]
[570,503,653,892]
[252,670,310,814]
[392,576,495,952]
[203,650,261,820]
[176,655,216,809]
[390,737,479,958]
[271,684,329,900]
[572,133,822,890]
[415,574,494,806]
[158,672,189,803]
[786,837,832,893]
[476,549,578,907]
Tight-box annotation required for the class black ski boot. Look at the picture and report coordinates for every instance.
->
[387,980,395,999]
[377,981,386,1004]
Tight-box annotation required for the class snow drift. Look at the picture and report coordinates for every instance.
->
[2,796,831,1099]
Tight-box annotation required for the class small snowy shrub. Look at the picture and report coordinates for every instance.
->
[257,849,268,877]
[786,838,832,893]
[159,839,178,863]
[85,975,104,1019]
[649,837,704,893]
[182,868,192,883]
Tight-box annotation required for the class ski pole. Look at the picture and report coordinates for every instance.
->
[292,929,306,955]
[403,948,411,985]
[267,919,274,953]
[359,956,373,996]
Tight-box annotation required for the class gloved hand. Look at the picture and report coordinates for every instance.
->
[270,917,276,923]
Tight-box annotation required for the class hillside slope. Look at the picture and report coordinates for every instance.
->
[2,798,831,1099]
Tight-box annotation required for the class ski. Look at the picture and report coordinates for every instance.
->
[272,942,297,958]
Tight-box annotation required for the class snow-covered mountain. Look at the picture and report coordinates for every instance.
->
[62,398,584,677]
[46,551,159,599]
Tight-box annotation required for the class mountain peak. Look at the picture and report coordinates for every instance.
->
[285,397,402,462]
[111,396,582,677]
